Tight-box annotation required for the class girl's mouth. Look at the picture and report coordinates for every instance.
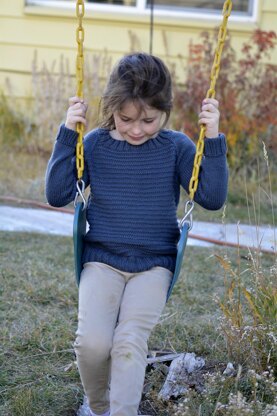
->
[129,135,145,141]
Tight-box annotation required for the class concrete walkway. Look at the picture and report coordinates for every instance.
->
[0,205,276,253]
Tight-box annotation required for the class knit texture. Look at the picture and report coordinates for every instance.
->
[46,126,228,273]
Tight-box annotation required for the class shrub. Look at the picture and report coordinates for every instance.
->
[0,91,31,147]
[172,29,277,173]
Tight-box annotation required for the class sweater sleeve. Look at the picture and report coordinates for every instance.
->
[175,132,228,210]
[45,124,90,207]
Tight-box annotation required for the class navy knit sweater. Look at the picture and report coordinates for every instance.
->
[45,125,228,273]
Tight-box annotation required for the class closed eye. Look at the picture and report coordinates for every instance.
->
[143,118,155,123]
[120,116,131,122]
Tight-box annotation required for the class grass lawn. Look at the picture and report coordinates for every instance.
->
[0,231,276,415]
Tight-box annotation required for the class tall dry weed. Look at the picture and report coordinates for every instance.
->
[30,49,112,153]
[0,90,31,147]
[215,140,276,380]
[216,227,276,374]
[31,50,74,152]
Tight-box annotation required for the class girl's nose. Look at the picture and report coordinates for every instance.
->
[131,122,142,135]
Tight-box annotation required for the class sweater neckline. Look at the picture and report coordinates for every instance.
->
[98,128,171,151]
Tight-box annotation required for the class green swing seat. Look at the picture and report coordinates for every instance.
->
[73,201,87,287]
[166,222,189,300]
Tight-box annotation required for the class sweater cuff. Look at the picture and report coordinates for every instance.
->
[56,124,79,148]
[204,133,227,157]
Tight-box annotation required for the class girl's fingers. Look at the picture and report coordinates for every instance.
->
[71,117,87,126]
[201,104,220,118]
[201,104,219,113]
[67,112,87,125]
[202,98,219,108]
[69,96,83,105]
[69,104,87,114]
[199,98,220,125]
[199,110,219,120]
[198,117,217,126]
[199,98,220,138]
[68,97,88,112]
[67,103,88,120]
[65,96,88,130]
[65,116,87,131]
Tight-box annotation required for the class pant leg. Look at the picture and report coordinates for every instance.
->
[74,262,125,415]
[109,266,172,416]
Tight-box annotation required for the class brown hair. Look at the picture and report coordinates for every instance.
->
[99,52,173,129]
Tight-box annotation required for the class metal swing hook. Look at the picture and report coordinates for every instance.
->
[74,179,87,210]
[179,200,194,231]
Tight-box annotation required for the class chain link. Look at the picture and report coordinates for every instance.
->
[76,0,85,180]
[188,0,232,201]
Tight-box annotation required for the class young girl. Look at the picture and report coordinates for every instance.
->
[46,52,228,416]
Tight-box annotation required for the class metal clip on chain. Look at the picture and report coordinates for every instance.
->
[74,179,87,210]
[180,200,194,231]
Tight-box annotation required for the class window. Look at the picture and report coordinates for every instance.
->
[146,1,253,15]
[88,0,253,15]
[89,1,136,5]
[26,1,257,20]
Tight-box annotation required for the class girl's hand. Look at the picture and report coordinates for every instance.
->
[198,98,220,138]
[65,96,88,131]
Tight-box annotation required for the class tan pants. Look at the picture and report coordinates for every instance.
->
[74,262,172,416]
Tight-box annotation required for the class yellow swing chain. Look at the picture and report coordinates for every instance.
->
[75,0,85,181]
[188,0,233,202]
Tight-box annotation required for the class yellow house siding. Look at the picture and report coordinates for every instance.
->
[260,0,277,33]
[0,0,276,100]
[0,0,24,17]
[263,0,277,12]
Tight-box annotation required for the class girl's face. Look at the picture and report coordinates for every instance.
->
[113,100,164,146]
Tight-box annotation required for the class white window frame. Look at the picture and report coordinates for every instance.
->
[25,0,259,23]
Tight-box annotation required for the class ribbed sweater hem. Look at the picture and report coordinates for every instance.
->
[82,244,176,273]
